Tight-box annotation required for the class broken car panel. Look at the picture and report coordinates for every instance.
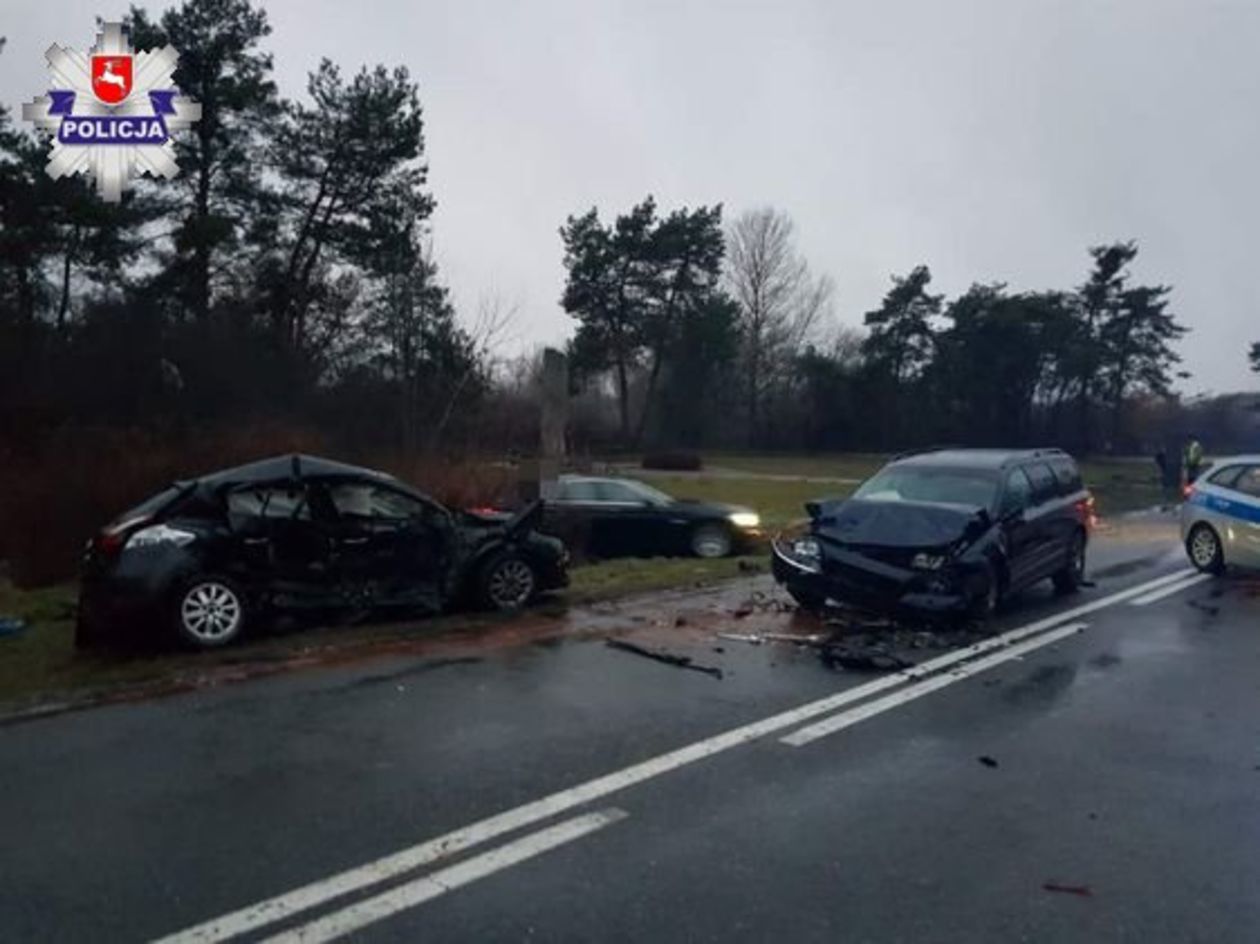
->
[76,454,568,650]
[772,448,1093,621]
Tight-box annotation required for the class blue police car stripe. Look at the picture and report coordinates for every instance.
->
[1191,491,1260,525]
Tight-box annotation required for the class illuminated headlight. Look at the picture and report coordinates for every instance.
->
[126,524,196,550]
[911,552,948,571]
[729,511,761,529]
[790,537,821,561]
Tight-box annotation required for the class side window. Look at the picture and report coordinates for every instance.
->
[1024,463,1058,505]
[1000,468,1033,516]
[226,485,310,522]
[1208,465,1245,490]
[557,480,600,501]
[1235,466,1260,499]
[594,481,640,503]
[1049,458,1082,494]
[327,482,428,522]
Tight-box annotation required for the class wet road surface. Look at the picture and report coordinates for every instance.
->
[2,511,1259,942]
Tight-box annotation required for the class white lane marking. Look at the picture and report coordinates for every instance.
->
[262,809,628,944]
[151,566,1194,944]
[782,623,1087,747]
[1128,572,1213,606]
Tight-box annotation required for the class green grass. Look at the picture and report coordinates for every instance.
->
[700,452,886,480]
[566,555,765,604]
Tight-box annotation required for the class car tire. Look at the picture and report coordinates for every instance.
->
[972,567,1003,620]
[479,553,538,611]
[1186,523,1225,575]
[691,523,732,559]
[174,575,248,650]
[1052,530,1087,595]
[788,587,826,613]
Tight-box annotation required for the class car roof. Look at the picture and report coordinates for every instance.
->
[1208,455,1260,466]
[890,448,1073,470]
[195,454,400,489]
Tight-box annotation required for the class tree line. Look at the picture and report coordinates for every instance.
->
[560,200,1220,454]
[1,2,1253,468]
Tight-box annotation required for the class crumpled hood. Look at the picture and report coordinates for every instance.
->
[809,498,990,550]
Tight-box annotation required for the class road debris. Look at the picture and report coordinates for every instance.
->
[1042,882,1093,898]
[606,638,724,679]
[978,755,999,768]
[819,643,914,672]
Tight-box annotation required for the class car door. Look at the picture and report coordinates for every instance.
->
[1225,466,1260,567]
[591,481,668,554]
[224,481,340,608]
[1020,462,1066,581]
[997,467,1040,589]
[323,479,449,609]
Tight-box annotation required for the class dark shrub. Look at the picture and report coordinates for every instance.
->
[641,451,703,472]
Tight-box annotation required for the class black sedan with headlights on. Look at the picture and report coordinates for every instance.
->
[543,475,761,559]
[772,448,1093,622]
[76,454,568,650]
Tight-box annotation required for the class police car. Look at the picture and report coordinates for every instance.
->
[1181,456,1260,573]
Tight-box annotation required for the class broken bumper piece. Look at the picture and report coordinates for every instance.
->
[771,540,973,620]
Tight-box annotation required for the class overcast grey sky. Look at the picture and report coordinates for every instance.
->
[6,0,1259,391]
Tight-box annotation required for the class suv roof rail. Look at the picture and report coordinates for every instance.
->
[1028,447,1069,459]
[890,444,963,461]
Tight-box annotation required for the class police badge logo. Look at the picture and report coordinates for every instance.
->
[22,22,202,202]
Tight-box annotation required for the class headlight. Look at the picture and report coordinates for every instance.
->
[126,524,196,550]
[790,537,821,561]
[728,511,760,529]
[911,552,947,571]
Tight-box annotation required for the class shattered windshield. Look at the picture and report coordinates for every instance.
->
[853,466,998,509]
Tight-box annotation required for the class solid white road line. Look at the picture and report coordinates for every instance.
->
[151,566,1195,944]
[262,809,628,944]
[1129,572,1213,606]
[781,622,1088,747]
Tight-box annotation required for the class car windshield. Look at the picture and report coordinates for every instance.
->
[853,466,999,509]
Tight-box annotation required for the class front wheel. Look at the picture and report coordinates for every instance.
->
[479,553,538,611]
[691,523,732,559]
[1186,524,1225,575]
[175,576,247,649]
[787,587,826,613]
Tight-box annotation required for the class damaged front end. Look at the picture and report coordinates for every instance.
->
[772,498,998,622]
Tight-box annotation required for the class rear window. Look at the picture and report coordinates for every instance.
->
[1048,458,1083,494]
[1023,463,1059,503]
[1208,465,1246,490]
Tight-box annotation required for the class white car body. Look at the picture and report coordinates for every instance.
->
[1180,455,1260,570]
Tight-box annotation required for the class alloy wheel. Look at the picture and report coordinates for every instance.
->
[487,558,535,609]
[1190,527,1219,569]
[180,581,243,644]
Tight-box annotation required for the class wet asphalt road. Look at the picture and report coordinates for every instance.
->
[2,512,1259,943]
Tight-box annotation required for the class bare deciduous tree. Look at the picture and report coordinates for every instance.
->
[725,207,834,445]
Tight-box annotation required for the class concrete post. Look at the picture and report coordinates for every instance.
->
[539,348,569,499]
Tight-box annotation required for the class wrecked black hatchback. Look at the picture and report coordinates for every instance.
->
[76,454,568,650]
[772,448,1093,621]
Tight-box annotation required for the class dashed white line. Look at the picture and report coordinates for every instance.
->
[781,622,1088,747]
[1128,572,1213,606]
[150,566,1194,944]
[262,809,628,944]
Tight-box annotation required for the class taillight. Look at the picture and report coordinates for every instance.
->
[1077,493,1098,529]
[94,515,151,557]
